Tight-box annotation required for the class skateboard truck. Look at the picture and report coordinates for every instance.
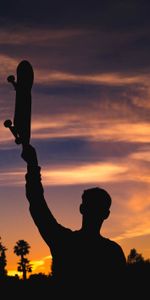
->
[4,119,21,144]
[7,75,17,89]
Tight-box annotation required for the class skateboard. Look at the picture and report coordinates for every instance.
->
[4,60,34,146]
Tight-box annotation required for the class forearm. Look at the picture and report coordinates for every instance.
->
[25,165,44,202]
[25,165,58,244]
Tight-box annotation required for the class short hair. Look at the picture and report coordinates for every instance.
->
[82,187,112,209]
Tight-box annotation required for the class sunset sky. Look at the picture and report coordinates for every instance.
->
[1,1,150,277]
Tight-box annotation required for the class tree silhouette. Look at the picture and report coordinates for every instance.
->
[0,237,7,277]
[14,240,32,280]
[127,248,144,264]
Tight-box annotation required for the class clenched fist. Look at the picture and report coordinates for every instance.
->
[21,144,38,166]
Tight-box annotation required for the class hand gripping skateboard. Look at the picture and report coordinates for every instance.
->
[4,60,34,146]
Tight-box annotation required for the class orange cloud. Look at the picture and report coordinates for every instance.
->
[0,162,127,187]
[31,255,52,274]
[0,28,84,45]
[21,114,150,143]
[0,51,150,88]
[2,116,150,145]
[35,69,150,86]
[111,188,150,243]
[42,163,127,185]
[130,150,150,162]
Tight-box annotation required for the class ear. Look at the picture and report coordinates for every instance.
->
[79,203,84,215]
[103,209,110,220]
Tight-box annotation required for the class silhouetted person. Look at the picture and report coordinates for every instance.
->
[21,144,126,297]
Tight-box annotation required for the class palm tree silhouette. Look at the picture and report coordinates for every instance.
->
[14,239,32,280]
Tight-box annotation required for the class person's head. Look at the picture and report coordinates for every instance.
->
[80,187,112,229]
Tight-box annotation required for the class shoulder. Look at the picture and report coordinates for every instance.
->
[103,237,122,249]
[103,238,126,261]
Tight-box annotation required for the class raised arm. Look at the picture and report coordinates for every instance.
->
[21,144,65,249]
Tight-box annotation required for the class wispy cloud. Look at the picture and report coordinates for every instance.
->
[28,119,150,143]
[0,28,84,45]
[110,185,150,242]
[35,69,150,86]
[31,255,52,273]
[0,162,127,187]
[43,162,127,186]
[1,113,150,145]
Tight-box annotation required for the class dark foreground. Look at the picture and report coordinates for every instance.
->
[1,264,150,299]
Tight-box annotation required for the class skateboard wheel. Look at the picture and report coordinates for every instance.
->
[7,75,15,83]
[4,119,12,128]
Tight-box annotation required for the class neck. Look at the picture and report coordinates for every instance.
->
[81,219,103,236]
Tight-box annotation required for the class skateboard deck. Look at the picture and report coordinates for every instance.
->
[4,60,34,145]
